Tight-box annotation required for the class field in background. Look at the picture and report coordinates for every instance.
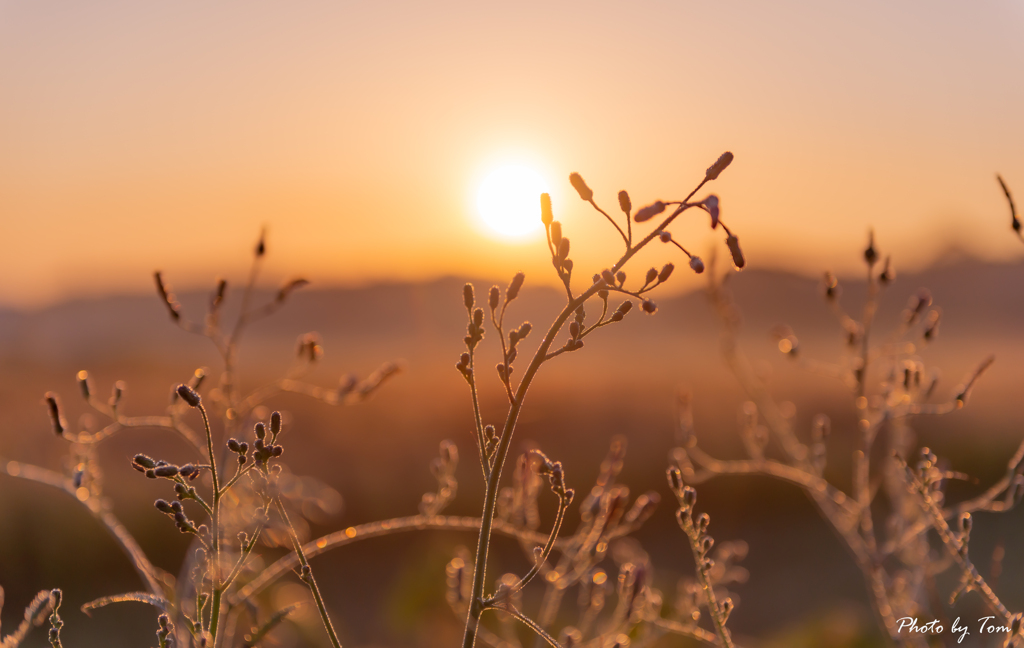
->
[2,258,1023,647]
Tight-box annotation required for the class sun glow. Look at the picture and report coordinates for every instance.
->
[477,165,549,238]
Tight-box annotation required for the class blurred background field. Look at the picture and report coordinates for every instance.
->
[2,256,1023,646]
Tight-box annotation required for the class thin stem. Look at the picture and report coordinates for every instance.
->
[587,198,629,247]
[196,403,224,642]
[274,497,343,648]
[484,492,571,602]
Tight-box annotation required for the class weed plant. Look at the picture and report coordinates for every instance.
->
[1,165,1019,648]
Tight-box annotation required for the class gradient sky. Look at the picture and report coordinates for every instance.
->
[1,1,1023,307]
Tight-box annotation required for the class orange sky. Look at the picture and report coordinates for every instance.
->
[1,1,1023,307]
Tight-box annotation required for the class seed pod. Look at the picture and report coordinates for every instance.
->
[463,284,474,310]
[254,422,266,440]
[659,230,672,243]
[726,234,745,269]
[617,301,633,316]
[270,411,282,435]
[634,201,666,223]
[540,193,553,226]
[689,256,705,274]
[176,385,201,407]
[473,308,484,328]
[645,268,658,284]
[617,190,631,215]
[227,439,241,453]
[705,151,734,180]
[489,286,500,310]
[569,172,593,201]
[506,272,525,302]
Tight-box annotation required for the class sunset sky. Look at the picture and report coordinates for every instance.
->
[1,1,1023,307]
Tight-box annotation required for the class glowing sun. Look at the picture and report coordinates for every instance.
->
[477,165,549,238]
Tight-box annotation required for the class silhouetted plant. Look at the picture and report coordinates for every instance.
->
[455,153,746,648]
[675,220,1024,646]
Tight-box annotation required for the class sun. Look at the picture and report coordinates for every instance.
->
[477,165,549,238]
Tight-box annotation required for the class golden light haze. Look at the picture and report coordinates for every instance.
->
[1,1,1023,306]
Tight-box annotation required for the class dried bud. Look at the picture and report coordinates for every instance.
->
[506,272,525,302]
[644,268,658,285]
[641,300,657,314]
[864,230,878,266]
[110,381,125,407]
[540,193,553,226]
[703,195,720,229]
[155,499,174,514]
[569,172,593,201]
[44,393,65,436]
[550,221,563,248]
[998,175,1020,234]
[276,278,309,303]
[154,465,179,478]
[823,272,839,300]
[489,286,500,311]
[705,151,734,180]
[175,384,201,407]
[154,271,181,321]
[211,278,227,310]
[463,284,474,311]
[923,310,941,341]
[689,256,705,274]
[659,230,672,243]
[270,411,282,435]
[227,438,241,453]
[558,237,570,260]
[77,370,91,400]
[634,201,666,223]
[617,190,631,215]
[601,269,616,285]
[879,256,895,284]
[658,263,674,282]
[255,422,266,440]
[725,234,745,269]
[133,454,157,470]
